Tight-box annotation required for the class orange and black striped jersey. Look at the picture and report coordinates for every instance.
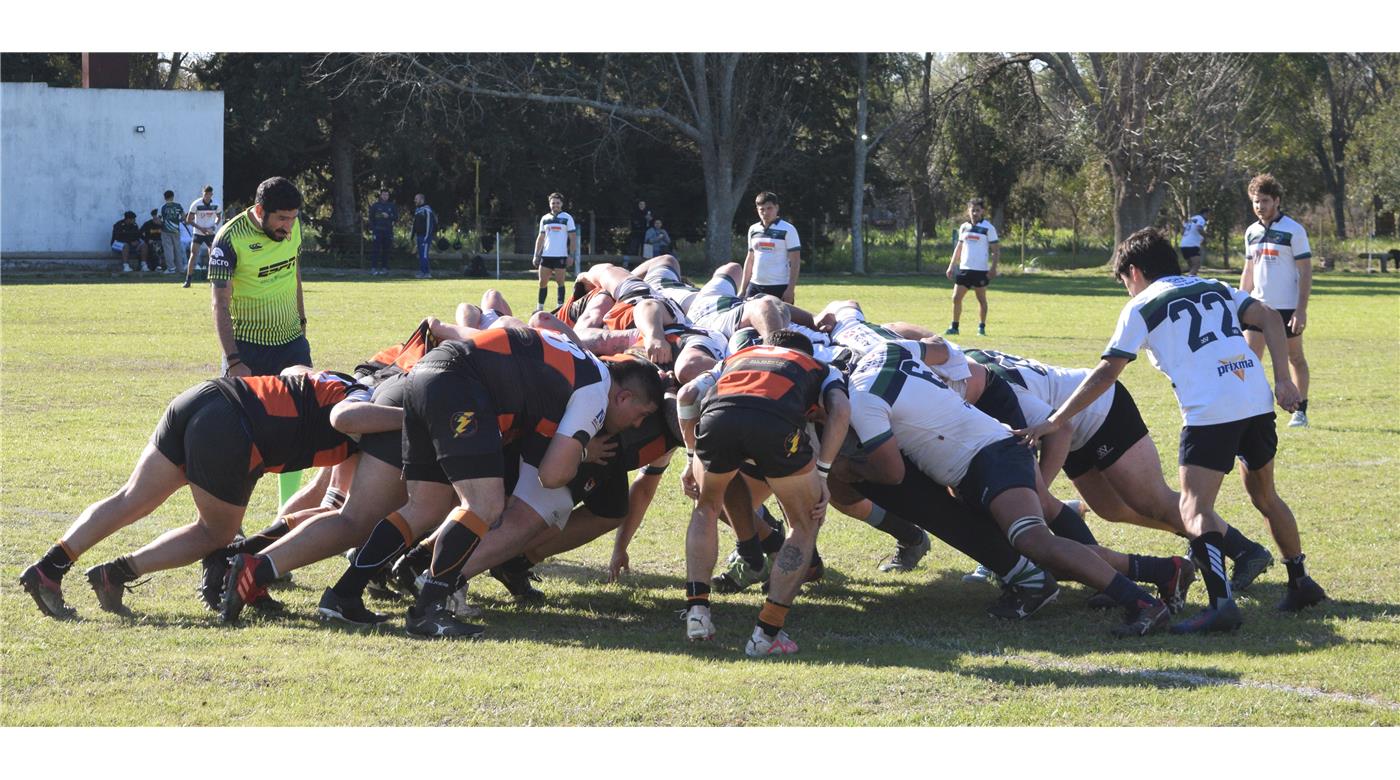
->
[354,320,438,382]
[414,327,611,452]
[552,286,601,328]
[702,344,846,427]
[212,371,371,473]
[568,404,681,500]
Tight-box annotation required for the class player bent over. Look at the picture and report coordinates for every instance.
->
[1019,229,1324,633]
[20,368,392,619]
[677,330,850,656]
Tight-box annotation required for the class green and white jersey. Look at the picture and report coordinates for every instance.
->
[1104,276,1271,426]
[956,220,999,271]
[967,349,1110,451]
[1181,214,1207,248]
[1244,214,1311,309]
[208,208,304,346]
[849,339,1011,487]
[538,211,577,257]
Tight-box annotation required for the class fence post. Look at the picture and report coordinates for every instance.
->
[495,232,501,280]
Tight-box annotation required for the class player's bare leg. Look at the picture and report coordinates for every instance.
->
[745,467,825,656]
[684,465,737,641]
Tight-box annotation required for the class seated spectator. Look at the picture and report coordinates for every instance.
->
[111,211,143,273]
[139,209,166,272]
[644,218,672,258]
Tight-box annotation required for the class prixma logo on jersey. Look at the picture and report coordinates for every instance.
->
[1217,355,1255,380]
[256,258,297,278]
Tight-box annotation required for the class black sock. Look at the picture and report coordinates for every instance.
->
[252,555,278,588]
[1049,503,1097,545]
[950,321,959,329]
[1104,572,1155,609]
[685,581,711,609]
[414,522,482,611]
[735,535,765,570]
[538,287,548,307]
[233,518,291,556]
[1297,399,1308,413]
[1219,525,1255,559]
[111,555,139,583]
[1191,532,1232,606]
[497,554,534,576]
[1127,554,1176,585]
[865,503,925,547]
[37,544,74,581]
[1284,553,1307,585]
[557,284,566,306]
[331,519,408,599]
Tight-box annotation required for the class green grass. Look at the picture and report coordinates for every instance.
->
[3,268,1398,726]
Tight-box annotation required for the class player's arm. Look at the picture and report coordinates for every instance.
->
[610,455,670,581]
[538,381,609,489]
[1238,299,1301,411]
[329,397,403,434]
[1239,250,1255,294]
[208,239,247,376]
[632,299,672,365]
[988,238,1000,278]
[1016,357,1128,446]
[1292,257,1312,333]
[533,228,546,266]
[537,435,585,490]
[946,239,962,281]
[676,369,719,498]
[785,247,801,304]
[739,247,756,295]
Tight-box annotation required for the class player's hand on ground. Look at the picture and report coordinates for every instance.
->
[1013,418,1060,449]
[607,550,630,583]
[1275,378,1301,413]
[1289,310,1306,334]
[225,361,253,378]
[584,433,617,464]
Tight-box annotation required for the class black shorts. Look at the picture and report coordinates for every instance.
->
[539,255,569,270]
[580,466,630,520]
[974,372,1026,429]
[696,405,811,479]
[356,373,408,469]
[612,276,653,303]
[400,362,504,483]
[745,282,788,300]
[1180,246,1201,259]
[1063,382,1151,479]
[1242,305,1301,338]
[151,382,260,507]
[193,233,215,246]
[1179,412,1278,474]
[958,437,1037,514]
[231,335,312,377]
[955,269,990,288]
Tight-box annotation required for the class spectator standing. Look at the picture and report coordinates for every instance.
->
[532,191,577,310]
[183,185,222,288]
[111,211,142,272]
[367,189,398,276]
[158,190,185,278]
[629,199,653,257]
[139,209,164,271]
[411,193,437,279]
[1180,207,1210,276]
[644,218,672,258]
[740,191,802,304]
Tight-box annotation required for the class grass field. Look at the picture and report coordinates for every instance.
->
[2,266,1398,726]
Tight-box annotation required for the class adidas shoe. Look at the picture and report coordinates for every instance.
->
[1288,410,1309,428]
[1111,599,1171,638]
[405,604,484,639]
[317,588,389,627]
[19,564,75,619]
[219,553,267,624]
[713,549,771,593]
[987,579,1061,620]
[1277,576,1327,612]
[744,626,799,657]
[1170,599,1244,634]
[1156,556,1197,614]
[878,528,931,573]
[684,604,715,642]
[1230,543,1274,591]
[86,562,136,617]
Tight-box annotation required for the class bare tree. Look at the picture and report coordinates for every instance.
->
[327,53,814,267]
[1029,53,1258,245]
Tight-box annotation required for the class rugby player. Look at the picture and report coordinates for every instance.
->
[945,199,999,337]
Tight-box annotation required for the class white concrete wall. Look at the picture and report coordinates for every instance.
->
[1,82,223,255]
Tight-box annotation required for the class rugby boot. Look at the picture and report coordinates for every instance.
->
[684,604,715,642]
[1230,543,1274,591]
[86,562,136,617]
[198,548,232,611]
[713,549,771,593]
[1170,599,1244,634]
[987,578,1061,620]
[316,588,390,627]
[1155,556,1197,614]
[1111,599,1171,638]
[19,564,76,619]
[1277,576,1327,612]
[404,603,484,639]
[219,553,267,624]
[490,564,546,605]
[745,626,799,657]
[878,528,931,572]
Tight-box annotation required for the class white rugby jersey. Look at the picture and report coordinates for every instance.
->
[748,218,801,286]
[189,199,221,235]
[542,329,612,446]
[956,220,999,271]
[538,211,577,257]
[1244,214,1311,309]
[849,339,1011,487]
[967,349,1112,452]
[1104,276,1273,426]
[1181,214,1207,248]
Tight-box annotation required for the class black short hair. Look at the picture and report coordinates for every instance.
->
[123,210,136,219]
[163,190,174,200]
[203,185,214,194]
[150,209,158,217]
[764,329,814,356]
[1112,228,1181,282]
[607,357,666,410]
[256,177,302,213]
[755,191,780,206]
[968,198,985,208]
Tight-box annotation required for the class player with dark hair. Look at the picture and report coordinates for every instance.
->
[945,198,999,336]
[740,191,803,303]
[533,192,576,311]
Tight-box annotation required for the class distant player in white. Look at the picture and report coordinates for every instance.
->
[1179,207,1209,276]
[1019,228,1325,633]
[184,185,221,286]
[532,191,577,312]
[740,191,802,304]
[944,198,999,337]
[1240,174,1313,428]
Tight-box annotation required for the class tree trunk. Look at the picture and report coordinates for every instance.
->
[851,53,869,275]
[328,101,358,251]
[1109,165,1169,246]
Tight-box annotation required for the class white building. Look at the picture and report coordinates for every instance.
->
[1,82,223,258]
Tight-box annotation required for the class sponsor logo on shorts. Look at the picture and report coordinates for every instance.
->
[1097,444,1114,460]
[583,477,597,493]
[452,411,478,438]
[1217,354,1254,380]
[785,430,801,457]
